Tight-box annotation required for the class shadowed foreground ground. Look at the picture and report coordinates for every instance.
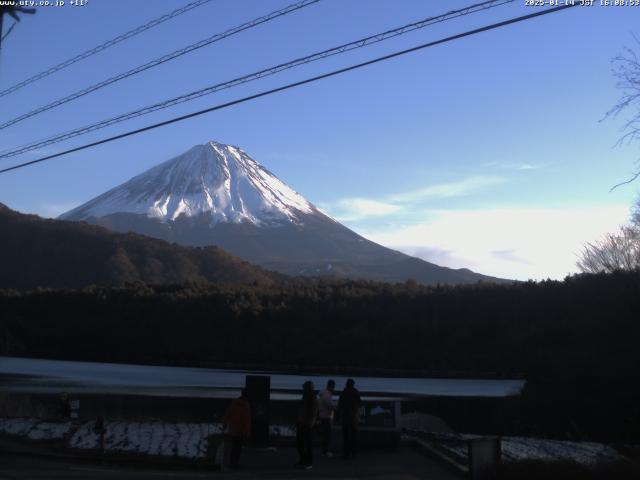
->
[0,448,459,480]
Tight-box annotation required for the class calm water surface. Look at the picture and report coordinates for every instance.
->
[0,356,525,399]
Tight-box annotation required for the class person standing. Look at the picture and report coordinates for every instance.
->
[337,378,361,460]
[295,380,318,469]
[222,388,251,469]
[58,392,71,419]
[318,379,336,456]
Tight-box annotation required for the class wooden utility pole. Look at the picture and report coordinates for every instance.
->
[0,7,5,49]
[0,5,36,51]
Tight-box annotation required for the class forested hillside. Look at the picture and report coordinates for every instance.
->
[0,203,277,288]
[2,270,639,441]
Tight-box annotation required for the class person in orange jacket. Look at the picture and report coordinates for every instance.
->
[222,388,251,468]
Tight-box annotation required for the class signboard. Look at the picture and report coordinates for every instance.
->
[59,392,80,419]
[69,399,80,419]
[357,401,400,429]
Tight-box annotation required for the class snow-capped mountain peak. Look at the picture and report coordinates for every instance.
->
[58,140,502,285]
[60,141,315,225]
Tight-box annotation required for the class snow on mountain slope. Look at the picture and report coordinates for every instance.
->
[60,141,315,225]
[58,140,506,285]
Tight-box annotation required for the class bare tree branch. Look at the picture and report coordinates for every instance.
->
[577,224,640,273]
[609,170,640,192]
[606,38,640,190]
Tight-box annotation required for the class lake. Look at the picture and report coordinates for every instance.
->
[0,356,525,399]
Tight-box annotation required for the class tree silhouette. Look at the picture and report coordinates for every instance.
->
[606,39,640,189]
[577,224,640,273]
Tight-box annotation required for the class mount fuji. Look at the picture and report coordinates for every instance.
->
[60,141,500,284]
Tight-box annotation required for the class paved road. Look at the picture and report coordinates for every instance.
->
[0,448,460,480]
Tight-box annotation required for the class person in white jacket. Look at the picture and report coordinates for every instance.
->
[318,379,336,456]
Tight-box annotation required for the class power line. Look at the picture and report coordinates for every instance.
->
[0,3,578,176]
[0,0,320,131]
[0,0,515,159]
[0,0,213,98]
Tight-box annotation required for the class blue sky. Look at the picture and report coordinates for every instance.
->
[0,0,638,280]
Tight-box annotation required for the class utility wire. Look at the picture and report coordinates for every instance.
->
[0,0,320,130]
[0,4,578,176]
[0,0,213,98]
[0,0,514,159]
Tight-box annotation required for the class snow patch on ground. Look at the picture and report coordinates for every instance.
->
[501,436,623,466]
[1,416,298,460]
[0,418,72,441]
[68,421,99,449]
[270,424,296,438]
[27,421,73,441]
[69,420,223,458]
[2,416,625,467]
[415,431,624,467]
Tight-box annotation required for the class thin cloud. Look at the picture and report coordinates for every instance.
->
[517,163,540,171]
[484,161,547,171]
[324,198,402,222]
[323,175,507,221]
[389,176,507,202]
[491,249,532,265]
[361,205,630,281]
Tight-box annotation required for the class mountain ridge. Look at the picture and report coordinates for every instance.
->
[0,202,278,289]
[60,141,506,285]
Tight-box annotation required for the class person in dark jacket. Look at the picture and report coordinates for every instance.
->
[295,380,318,469]
[222,388,251,469]
[336,378,361,460]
